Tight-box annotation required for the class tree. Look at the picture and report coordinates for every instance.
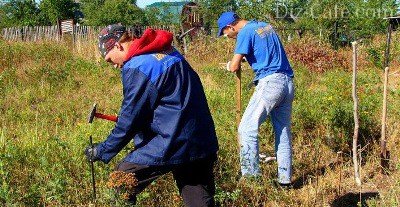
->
[0,0,40,27]
[144,7,161,26]
[38,0,77,25]
[295,0,397,43]
[236,0,277,24]
[79,0,105,25]
[197,0,237,30]
[80,0,146,26]
[197,0,306,31]
[100,0,146,25]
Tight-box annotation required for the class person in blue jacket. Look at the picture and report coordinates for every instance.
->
[217,12,294,187]
[85,24,219,206]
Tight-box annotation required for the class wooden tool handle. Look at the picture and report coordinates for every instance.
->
[94,113,118,122]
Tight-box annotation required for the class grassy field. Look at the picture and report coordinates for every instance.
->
[0,36,399,206]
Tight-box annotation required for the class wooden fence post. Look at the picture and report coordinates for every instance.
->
[351,41,361,186]
[380,21,393,174]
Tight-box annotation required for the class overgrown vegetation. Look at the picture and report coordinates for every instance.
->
[284,35,349,73]
[0,33,399,206]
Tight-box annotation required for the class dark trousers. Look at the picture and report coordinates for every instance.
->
[115,154,216,207]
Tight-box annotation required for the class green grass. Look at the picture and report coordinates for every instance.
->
[0,39,399,206]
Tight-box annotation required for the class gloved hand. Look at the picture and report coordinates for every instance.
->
[85,144,100,162]
[226,61,232,72]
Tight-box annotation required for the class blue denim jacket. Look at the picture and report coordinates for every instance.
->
[97,48,218,165]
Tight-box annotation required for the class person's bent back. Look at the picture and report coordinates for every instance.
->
[85,24,218,206]
[97,32,219,166]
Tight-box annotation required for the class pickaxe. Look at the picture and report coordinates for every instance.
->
[88,103,118,123]
[86,103,117,202]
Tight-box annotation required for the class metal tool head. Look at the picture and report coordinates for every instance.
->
[88,103,97,123]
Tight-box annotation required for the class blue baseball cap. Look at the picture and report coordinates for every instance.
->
[217,11,240,37]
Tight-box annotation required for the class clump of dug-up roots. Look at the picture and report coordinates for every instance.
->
[107,171,138,200]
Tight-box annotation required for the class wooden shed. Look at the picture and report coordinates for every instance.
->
[181,2,203,30]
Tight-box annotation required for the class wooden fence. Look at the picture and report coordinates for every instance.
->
[1,26,60,41]
[1,24,314,43]
[0,25,174,42]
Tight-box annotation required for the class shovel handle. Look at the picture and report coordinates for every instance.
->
[235,69,241,127]
[235,69,242,153]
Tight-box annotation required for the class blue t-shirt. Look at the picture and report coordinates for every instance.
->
[235,21,294,81]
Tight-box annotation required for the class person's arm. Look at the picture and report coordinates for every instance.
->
[228,54,245,72]
[228,29,252,72]
[96,67,154,164]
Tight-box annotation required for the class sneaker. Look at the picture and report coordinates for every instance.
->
[272,180,293,190]
[278,182,293,190]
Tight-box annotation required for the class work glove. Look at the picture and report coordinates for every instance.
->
[226,61,232,72]
[85,144,100,162]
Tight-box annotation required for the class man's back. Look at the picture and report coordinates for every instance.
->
[235,21,294,80]
[121,48,219,165]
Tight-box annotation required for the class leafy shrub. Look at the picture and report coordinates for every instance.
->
[366,47,385,69]
[293,67,381,152]
[285,35,349,73]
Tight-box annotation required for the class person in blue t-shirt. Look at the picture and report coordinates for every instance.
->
[217,12,294,187]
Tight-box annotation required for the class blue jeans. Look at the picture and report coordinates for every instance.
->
[238,73,294,184]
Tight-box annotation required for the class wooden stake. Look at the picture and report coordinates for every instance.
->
[380,66,390,173]
[180,23,187,55]
[351,41,361,186]
[236,69,242,147]
[359,145,362,204]
[337,151,343,195]
[314,138,321,206]
[381,22,392,173]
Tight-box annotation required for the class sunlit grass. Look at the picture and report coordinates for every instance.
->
[0,37,399,206]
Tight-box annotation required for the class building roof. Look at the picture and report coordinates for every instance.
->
[385,15,400,28]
